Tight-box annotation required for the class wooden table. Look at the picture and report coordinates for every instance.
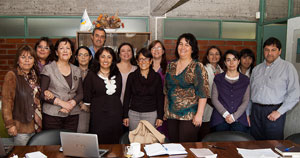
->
[7,140,296,158]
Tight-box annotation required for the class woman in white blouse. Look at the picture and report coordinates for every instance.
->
[199,46,224,140]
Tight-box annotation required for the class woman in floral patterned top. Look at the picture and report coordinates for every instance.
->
[164,33,209,143]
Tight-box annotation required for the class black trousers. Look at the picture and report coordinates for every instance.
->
[250,103,286,140]
[42,113,79,132]
[167,119,199,143]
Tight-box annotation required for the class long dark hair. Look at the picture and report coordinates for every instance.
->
[74,46,93,69]
[90,47,119,79]
[239,48,255,75]
[175,33,199,60]
[117,42,137,65]
[34,37,55,64]
[202,46,224,69]
[148,40,167,74]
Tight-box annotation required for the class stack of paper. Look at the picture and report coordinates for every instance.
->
[237,148,280,158]
[144,143,187,157]
[190,148,217,158]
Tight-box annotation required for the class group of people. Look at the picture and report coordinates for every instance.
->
[1,26,300,146]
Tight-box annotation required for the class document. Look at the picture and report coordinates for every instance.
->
[237,148,280,158]
[190,148,217,158]
[144,143,187,157]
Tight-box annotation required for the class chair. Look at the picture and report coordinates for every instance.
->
[120,131,130,144]
[202,131,255,142]
[26,129,71,146]
[286,133,300,144]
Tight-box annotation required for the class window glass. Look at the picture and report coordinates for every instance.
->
[0,18,25,36]
[222,22,256,39]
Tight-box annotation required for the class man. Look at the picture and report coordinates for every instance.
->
[250,37,300,140]
[89,27,106,57]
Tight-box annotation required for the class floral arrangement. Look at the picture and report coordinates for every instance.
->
[93,12,124,29]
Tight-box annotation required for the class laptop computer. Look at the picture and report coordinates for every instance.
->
[0,139,13,158]
[60,132,108,157]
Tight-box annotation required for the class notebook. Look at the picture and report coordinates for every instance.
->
[0,139,13,158]
[274,144,300,157]
[144,143,187,157]
[60,132,108,158]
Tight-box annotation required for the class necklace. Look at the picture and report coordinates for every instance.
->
[99,70,110,77]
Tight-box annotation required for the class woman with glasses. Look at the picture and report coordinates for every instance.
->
[123,48,164,131]
[34,37,55,72]
[116,43,137,104]
[210,50,250,133]
[164,33,209,143]
[74,46,93,133]
[238,48,255,77]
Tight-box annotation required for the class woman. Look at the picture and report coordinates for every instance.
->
[40,38,83,132]
[116,43,137,104]
[83,47,123,144]
[164,33,209,143]
[199,46,224,140]
[2,45,42,145]
[211,50,250,133]
[123,48,164,131]
[238,48,255,77]
[148,40,168,85]
[34,37,55,72]
[74,46,93,133]
[148,40,168,136]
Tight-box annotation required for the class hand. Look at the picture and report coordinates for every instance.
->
[44,90,54,100]
[225,115,234,124]
[155,119,163,127]
[80,103,90,112]
[68,100,76,108]
[57,99,73,111]
[59,108,70,114]
[192,113,202,127]
[8,126,17,136]
[247,116,251,127]
[123,118,129,127]
[267,111,281,121]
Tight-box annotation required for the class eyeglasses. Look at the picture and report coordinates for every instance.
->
[151,47,162,51]
[37,45,50,50]
[78,53,90,57]
[138,58,150,62]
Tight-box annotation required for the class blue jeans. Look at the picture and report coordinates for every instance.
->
[213,122,249,133]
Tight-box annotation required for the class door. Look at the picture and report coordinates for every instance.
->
[284,16,300,138]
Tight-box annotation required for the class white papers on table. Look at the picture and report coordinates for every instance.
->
[237,148,280,158]
[144,143,187,157]
[190,148,217,158]
[25,151,47,158]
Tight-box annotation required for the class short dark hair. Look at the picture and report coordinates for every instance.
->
[117,42,137,65]
[263,37,281,50]
[136,48,153,60]
[175,33,199,59]
[54,37,75,63]
[239,48,255,75]
[15,45,40,76]
[34,37,55,63]
[148,40,167,74]
[202,45,224,68]
[90,47,119,79]
[223,49,240,61]
[74,46,93,68]
[92,27,106,37]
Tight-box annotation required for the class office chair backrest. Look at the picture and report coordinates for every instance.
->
[286,133,300,144]
[202,131,255,142]
[27,129,71,146]
[119,131,130,144]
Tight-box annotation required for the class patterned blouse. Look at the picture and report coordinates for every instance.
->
[164,60,209,120]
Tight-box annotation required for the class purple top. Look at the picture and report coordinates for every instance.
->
[156,67,165,87]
